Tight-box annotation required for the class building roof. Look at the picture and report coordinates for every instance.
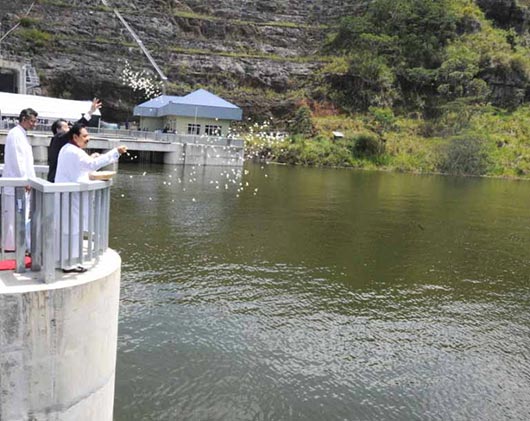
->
[0,92,101,121]
[134,89,242,121]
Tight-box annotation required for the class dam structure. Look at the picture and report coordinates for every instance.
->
[0,168,121,420]
[0,127,245,167]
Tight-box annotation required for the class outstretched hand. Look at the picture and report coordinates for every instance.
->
[90,98,103,114]
[117,145,128,154]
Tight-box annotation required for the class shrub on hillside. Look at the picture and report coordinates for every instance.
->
[290,105,314,135]
[351,133,385,158]
[437,136,490,175]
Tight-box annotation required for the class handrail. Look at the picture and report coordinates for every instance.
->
[0,125,245,147]
[84,127,243,147]
[0,168,113,283]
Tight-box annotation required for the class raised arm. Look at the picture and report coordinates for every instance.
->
[78,98,102,124]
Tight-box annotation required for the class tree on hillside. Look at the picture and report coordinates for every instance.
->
[322,0,530,114]
[323,0,459,112]
[290,105,314,135]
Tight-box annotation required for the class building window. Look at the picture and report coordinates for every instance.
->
[205,125,222,136]
[187,123,201,135]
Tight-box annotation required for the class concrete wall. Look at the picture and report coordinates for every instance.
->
[139,116,163,131]
[141,116,228,136]
[0,131,245,167]
[173,116,226,136]
[164,143,243,166]
[0,249,121,421]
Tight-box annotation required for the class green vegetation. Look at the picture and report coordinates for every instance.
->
[19,28,53,49]
[94,5,113,12]
[290,105,314,135]
[321,0,520,113]
[30,0,530,180]
[259,21,327,29]
[38,0,71,7]
[92,36,136,48]
[173,10,216,21]
[52,34,138,48]
[242,0,530,178]
[40,0,111,11]
[172,10,326,30]
[19,17,40,28]
[168,46,331,63]
[244,104,530,178]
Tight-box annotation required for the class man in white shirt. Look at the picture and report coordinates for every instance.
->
[47,98,102,182]
[2,108,38,251]
[55,123,127,272]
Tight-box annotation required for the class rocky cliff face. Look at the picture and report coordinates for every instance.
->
[1,0,366,122]
[1,0,529,122]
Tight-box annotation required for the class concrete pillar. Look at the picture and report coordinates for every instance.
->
[0,249,121,421]
[183,143,206,166]
[163,144,185,165]
[18,65,26,94]
[32,145,48,164]
[203,145,245,167]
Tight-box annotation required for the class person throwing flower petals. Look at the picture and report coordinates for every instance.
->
[55,123,127,272]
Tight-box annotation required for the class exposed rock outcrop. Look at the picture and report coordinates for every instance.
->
[0,0,356,122]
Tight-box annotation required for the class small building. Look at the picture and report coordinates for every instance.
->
[133,89,242,136]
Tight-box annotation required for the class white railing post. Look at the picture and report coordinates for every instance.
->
[30,187,41,271]
[41,190,55,283]
[14,186,26,272]
[0,169,114,283]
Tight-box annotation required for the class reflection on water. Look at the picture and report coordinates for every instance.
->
[112,163,530,421]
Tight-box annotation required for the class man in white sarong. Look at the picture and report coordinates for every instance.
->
[55,123,127,272]
[2,108,38,251]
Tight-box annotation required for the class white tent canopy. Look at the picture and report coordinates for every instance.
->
[0,92,101,122]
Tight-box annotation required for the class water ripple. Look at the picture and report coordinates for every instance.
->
[113,164,530,421]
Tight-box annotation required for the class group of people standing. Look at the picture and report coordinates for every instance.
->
[2,98,127,272]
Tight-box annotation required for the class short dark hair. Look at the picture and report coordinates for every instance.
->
[68,123,86,140]
[51,119,68,135]
[19,108,38,123]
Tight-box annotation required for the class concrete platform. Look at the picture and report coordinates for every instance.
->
[0,249,121,421]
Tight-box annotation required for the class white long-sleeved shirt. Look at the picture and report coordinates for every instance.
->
[3,125,35,194]
[55,143,120,183]
[55,143,120,240]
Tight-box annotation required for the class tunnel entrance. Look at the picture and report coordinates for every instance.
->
[0,68,18,93]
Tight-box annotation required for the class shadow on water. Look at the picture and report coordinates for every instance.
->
[111,163,530,421]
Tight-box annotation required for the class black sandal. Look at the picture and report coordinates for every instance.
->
[62,266,87,273]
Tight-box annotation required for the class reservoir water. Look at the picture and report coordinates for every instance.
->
[111,163,530,420]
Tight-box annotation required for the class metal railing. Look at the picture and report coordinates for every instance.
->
[0,121,51,132]
[0,166,112,283]
[85,127,244,147]
[0,123,245,147]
